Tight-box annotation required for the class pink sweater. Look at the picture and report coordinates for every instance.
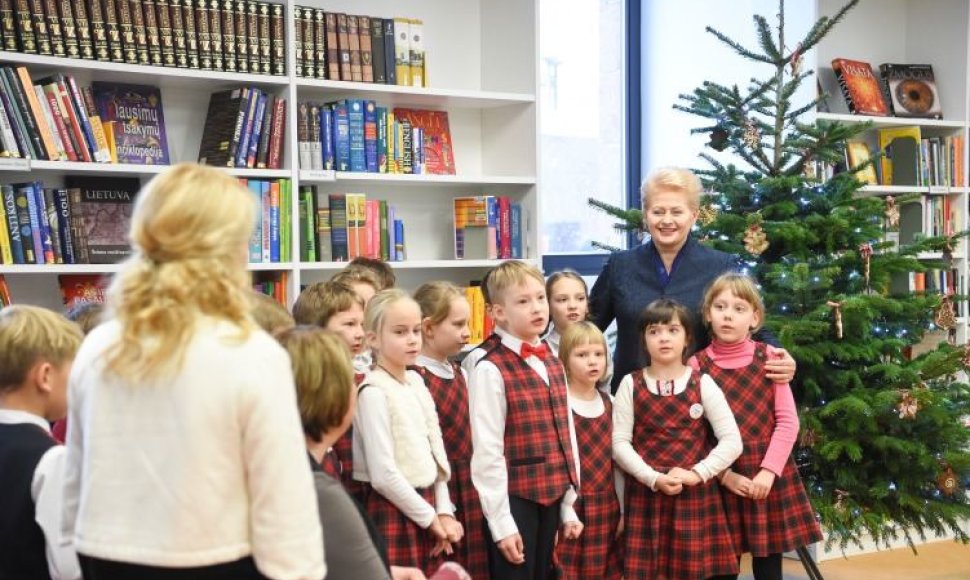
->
[689,338,798,476]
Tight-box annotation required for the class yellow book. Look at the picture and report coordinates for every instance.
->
[408,19,424,87]
[394,17,411,86]
[102,121,118,163]
[0,195,11,264]
[386,110,396,173]
[87,115,113,163]
[878,126,921,186]
[846,141,878,185]
[464,286,479,344]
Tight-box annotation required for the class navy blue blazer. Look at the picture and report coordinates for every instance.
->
[589,236,775,390]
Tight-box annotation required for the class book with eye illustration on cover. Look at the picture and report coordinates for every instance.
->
[879,63,943,119]
[92,82,169,164]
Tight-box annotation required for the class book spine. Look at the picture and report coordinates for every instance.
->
[321,106,333,170]
[358,15,372,83]
[379,199,388,261]
[4,67,45,159]
[246,90,265,168]
[256,1,269,74]
[255,93,272,168]
[370,15,384,84]
[336,12,349,80]
[245,0,257,74]
[43,0,64,57]
[281,178,290,261]
[511,202,522,259]
[376,106,386,172]
[28,0,52,55]
[115,0,136,63]
[14,0,37,54]
[297,186,308,261]
[329,193,346,261]
[142,0,160,65]
[393,17,409,86]
[207,0,221,70]
[409,19,423,87]
[400,117,412,174]
[42,188,62,263]
[269,180,279,262]
[0,190,11,264]
[0,0,16,52]
[292,2,301,76]
[225,86,247,166]
[367,199,378,258]
[347,14,360,82]
[309,103,321,170]
[80,85,110,162]
[312,8,324,79]
[363,100,377,172]
[24,184,46,264]
[87,0,110,60]
[315,189,330,262]
[156,0,174,66]
[67,188,88,263]
[499,196,511,259]
[0,71,34,159]
[299,7,313,78]
[260,179,269,261]
[383,18,395,85]
[267,94,283,169]
[324,11,338,80]
[393,218,405,260]
[219,0,235,72]
[127,0,147,64]
[36,85,69,160]
[180,0,197,68]
[348,98,364,172]
[333,100,349,171]
[387,203,396,260]
[53,188,74,263]
[55,77,91,161]
[246,179,261,261]
[0,91,21,158]
[235,86,258,168]
[46,81,80,161]
[232,0,246,72]
[73,0,93,59]
[58,0,79,58]
[100,0,123,62]
[1,186,22,264]
[270,1,283,75]
[66,75,102,161]
[296,100,309,168]
[13,186,35,264]
[17,68,60,160]
[194,0,210,69]
[168,0,186,67]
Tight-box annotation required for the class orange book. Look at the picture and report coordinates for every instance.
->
[832,58,889,116]
[15,66,60,159]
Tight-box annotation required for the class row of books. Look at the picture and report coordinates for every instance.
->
[893,195,961,243]
[847,129,965,188]
[198,86,285,169]
[294,10,425,87]
[2,0,286,74]
[891,268,962,306]
[0,176,140,265]
[298,100,455,175]
[463,283,492,344]
[297,187,406,263]
[831,59,943,119]
[454,196,524,261]
[244,178,291,264]
[254,270,287,305]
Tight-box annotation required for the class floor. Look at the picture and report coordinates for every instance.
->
[738,540,970,579]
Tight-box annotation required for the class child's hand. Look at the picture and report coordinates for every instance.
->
[749,469,776,500]
[391,566,428,580]
[497,533,525,564]
[430,537,454,557]
[721,470,751,497]
[438,514,464,543]
[561,520,584,540]
[765,348,796,383]
[654,473,683,495]
[428,516,448,541]
[667,466,702,486]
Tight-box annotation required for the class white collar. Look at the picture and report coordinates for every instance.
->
[497,327,543,359]
[415,354,454,379]
[0,409,51,433]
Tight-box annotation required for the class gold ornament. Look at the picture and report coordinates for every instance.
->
[884,196,900,230]
[833,489,850,513]
[938,464,959,496]
[698,204,718,226]
[935,294,957,330]
[859,243,873,291]
[826,300,843,339]
[744,222,769,255]
[743,118,761,148]
[896,389,919,419]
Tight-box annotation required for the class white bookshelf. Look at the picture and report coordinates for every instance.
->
[0,0,540,307]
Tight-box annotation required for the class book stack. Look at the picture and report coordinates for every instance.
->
[297,185,406,263]
[298,100,454,175]
[463,282,492,344]
[198,86,285,169]
[453,196,524,260]
[0,0,287,75]
[240,177,291,264]
[293,9,425,87]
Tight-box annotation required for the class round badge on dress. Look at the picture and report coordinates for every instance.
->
[689,403,704,420]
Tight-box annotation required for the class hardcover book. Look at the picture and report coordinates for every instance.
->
[93,82,170,164]
[58,274,106,306]
[65,175,140,263]
[879,63,943,119]
[392,108,455,175]
[831,58,889,116]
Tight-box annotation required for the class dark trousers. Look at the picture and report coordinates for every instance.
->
[79,554,266,579]
[487,495,561,580]
[722,553,783,580]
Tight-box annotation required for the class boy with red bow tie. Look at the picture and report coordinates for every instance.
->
[469,260,583,579]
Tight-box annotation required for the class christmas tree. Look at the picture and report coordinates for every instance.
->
[592,0,970,550]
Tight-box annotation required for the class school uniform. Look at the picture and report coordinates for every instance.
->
[353,367,454,574]
[469,330,581,580]
[412,356,490,580]
[0,410,80,580]
[613,368,741,579]
[555,392,623,579]
[543,327,614,393]
[332,372,368,502]
[695,343,822,557]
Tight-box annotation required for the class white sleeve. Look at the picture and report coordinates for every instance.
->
[60,367,84,546]
[559,398,581,525]
[611,374,661,491]
[469,360,517,542]
[240,349,327,580]
[461,347,486,377]
[32,447,81,580]
[434,481,454,516]
[693,374,743,482]
[356,387,437,527]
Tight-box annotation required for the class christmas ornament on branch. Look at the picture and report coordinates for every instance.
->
[884,196,900,230]
[938,463,959,496]
[744,216,769,255]
[698,204,719,226]
[859,243,872,292]
[743,118,761,149]
[826,300,843,339]
[935,294,957,331]
[896,389,919,420]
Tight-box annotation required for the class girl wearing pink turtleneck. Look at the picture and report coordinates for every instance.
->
[690,274,821,580]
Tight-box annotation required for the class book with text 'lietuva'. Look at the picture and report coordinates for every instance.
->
[65,175,140,263]
[92,82,169,164]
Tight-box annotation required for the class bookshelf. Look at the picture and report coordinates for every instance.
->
[0,0,539,308]
[815,0,970,349]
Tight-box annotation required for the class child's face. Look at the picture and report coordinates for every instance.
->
[549,277,588,331]
[351,282,377,307]
[707,289,760,345]
[370,300,423,369]
[643,315,687,366]
[567,341,606,386]
[424,297,471,357]
[325,303,366,355]
[492,278,549,342]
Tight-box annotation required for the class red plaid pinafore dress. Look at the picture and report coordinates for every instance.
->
[624,370,738,579]
[695,344,823,556]
[332,372,369,503]
[556,392,622,579]
[411,363,489,580]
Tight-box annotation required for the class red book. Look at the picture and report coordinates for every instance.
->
[391,108,456,175]
[40,84,78,161]
[831,58,889,116]
[267,96,285,169]
[58,274,107,307]
[498,196,511,259]
[55,78,93,162]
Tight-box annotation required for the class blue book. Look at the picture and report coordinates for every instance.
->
[377,107,387,173]
[235,88,261,168]
[393,218,405,261]
[320,107,335,170]
[247,180,263,262]
[2,185,24,264]
[269,182,280,263]
[246,91,268,169]
[21,183,45,264]
[32,184,54,264]
[53,188,75,264]
[364,100,378,173]
[387,203,396,261]
[260,181,271,262]
[332,100,350,172]
[347,99,366,172]
[511,202,522,259]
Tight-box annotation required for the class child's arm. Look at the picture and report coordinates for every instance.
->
[356,387,440,527]
[692,374,743,481]
[611,374,663,490]
[762,346,800,476]
[559,404,583,537]
[34,447,81,580]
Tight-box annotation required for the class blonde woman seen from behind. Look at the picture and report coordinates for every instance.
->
[61,164,326,580]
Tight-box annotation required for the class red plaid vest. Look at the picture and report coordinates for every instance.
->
[411,363,473,463]
[483,341,579,505]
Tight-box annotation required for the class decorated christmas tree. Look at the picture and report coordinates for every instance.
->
[591,0,970,549]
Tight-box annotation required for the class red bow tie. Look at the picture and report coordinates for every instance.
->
[520,342,549,359]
